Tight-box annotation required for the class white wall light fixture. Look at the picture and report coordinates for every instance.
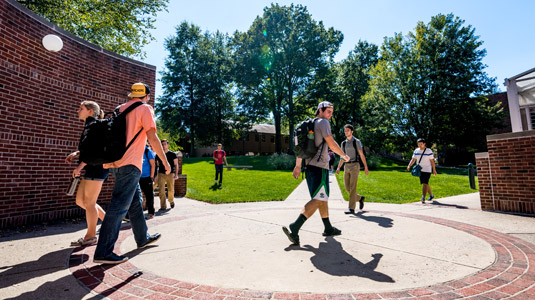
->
[42,34,63,52]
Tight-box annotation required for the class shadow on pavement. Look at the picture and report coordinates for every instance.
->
[430,201,468,209]
[350,211,394,228]
[285,236,394,282]
[1,248,92,300]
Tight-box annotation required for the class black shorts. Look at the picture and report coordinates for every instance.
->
[420,172,431,184]
[305,165,330,201]
[84,164,109,181]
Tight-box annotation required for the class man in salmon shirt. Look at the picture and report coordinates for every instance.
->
[94,83,171,264]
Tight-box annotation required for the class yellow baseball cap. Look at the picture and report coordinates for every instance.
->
[128,82,151,98]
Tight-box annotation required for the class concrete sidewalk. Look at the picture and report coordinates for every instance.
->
[1,173,534,299]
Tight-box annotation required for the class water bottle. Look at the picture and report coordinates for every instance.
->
[66,176,80,196]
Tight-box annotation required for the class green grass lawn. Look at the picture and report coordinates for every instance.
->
[336,156,478,204]
[182,156,302,203]
[182,154,477,204]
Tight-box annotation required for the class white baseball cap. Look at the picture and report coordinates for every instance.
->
[316,101,333,114]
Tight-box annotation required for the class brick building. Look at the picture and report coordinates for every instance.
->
[0,0,157,228]
[195,124,290,157]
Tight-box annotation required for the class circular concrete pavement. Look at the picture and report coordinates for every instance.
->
[69,208,535,299]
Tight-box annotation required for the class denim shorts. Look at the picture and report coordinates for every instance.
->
[84,164,109,181]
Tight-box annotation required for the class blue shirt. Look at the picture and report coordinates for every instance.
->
[141,146,155,178]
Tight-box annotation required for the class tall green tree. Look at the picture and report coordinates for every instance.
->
[17,0,168,58]
[157,22,234,156]
[337,41,379,128]
[232,4,343,153]
[364,14,502,160]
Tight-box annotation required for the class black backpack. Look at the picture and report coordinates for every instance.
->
[341,138,359,162]
[79,101,145,166]
[294,117,325,160]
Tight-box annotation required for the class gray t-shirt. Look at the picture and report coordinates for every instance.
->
[342,136,362,162]
[305,118,331,169]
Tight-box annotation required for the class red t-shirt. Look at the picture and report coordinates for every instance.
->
[213,150,226,165]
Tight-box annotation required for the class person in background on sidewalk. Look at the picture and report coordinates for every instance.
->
[140,144,156,219]
[283,101,350,246]
[66,101,109,247]
[407,138,437,203]
[155,139,178,210]
[94,83,171,264]
[328,150,335,173]
[213,144,228,185]
[336,124,369,214]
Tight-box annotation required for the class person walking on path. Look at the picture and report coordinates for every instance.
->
[283,101,350,246]
[94,83,171,264]
[140,144,156,219]
[65,101,109,247]
[155,139,178,210]
[213,144,228,185]
[407,138,437,203]
[336,124,369,214]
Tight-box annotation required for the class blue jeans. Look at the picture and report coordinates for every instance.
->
[94,165,150,258]
[215,164,223,183]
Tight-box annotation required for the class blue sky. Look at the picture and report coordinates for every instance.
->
[141,0,535,98]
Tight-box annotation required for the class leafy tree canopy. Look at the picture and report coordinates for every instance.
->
[17,0,168,58]
[363,13,502,159]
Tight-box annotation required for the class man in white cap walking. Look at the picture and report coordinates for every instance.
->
[283,101,350,246]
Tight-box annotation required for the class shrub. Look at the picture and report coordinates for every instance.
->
[268,153,295,170]
[365,153,381,170]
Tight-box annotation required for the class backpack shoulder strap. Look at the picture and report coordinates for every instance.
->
[341,140,346,153]
[122,102,147,151]
[417,148,426,164]
[353,138,357,151]
[118,101,145,116]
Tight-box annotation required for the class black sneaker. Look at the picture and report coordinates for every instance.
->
[170,202,175,209]
[138,233,161,249]
[344,209,355,214]
[428,194,435,201]
[282,226,300,245]
[359,196,365,210]
[323,226,342,237]
[94,253,128,264]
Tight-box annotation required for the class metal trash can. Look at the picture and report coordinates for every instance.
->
[468,163,476,189]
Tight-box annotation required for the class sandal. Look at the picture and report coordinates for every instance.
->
[70,236,97,246]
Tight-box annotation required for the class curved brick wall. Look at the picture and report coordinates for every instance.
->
[0,0,156,228]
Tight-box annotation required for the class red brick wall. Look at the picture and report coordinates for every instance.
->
[475,130,535,215]
[0,0,156,228]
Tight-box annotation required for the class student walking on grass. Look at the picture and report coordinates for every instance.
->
[283,101,350,246]
[213,144,228,185]
[65,101,109,247]
[93,83,171,264]
[336,124,369,214]
[407,138,437,203]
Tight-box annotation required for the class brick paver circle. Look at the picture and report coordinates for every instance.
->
[69,209,535,299]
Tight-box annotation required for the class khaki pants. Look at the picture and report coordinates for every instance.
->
[158,173,175,209]
[344,162,362,210]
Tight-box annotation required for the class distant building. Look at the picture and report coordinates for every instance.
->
[194,124,290,157]
[486,92,512,134]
